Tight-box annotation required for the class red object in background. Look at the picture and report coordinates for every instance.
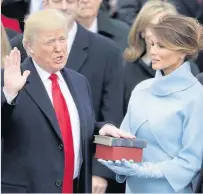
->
[95,144,143,162]
[1,14,21,33]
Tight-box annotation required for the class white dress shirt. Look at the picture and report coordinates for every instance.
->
[3,61,82,179]
[29,0,43,13]
[88,18,98,33]
[67,22,78,53]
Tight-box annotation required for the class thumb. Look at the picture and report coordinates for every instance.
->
[22,70,30,80]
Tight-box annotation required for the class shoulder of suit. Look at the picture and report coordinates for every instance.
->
[109,18,130,34]
[81,26,120,51]
[64,67,88,82]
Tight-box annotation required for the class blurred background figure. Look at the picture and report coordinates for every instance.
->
[116,0,147,26]
[1,0,42,31]
[1,23,11,68]
[122,0,177,113]
[77,0,130,52]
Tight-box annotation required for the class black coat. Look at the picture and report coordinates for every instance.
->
[5,28,19,40]
[116,0,147,26]
[98,11,130,52]
[1,58,105,193]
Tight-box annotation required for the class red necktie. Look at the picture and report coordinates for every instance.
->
[49,74,74,193]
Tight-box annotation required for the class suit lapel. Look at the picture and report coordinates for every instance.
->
[61,68,86,155]
[22,58,62,140]
[67,24,88,72]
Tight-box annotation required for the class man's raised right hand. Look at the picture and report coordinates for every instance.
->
[3,47,30,96]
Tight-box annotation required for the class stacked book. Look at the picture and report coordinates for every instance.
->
[94,135,147,162]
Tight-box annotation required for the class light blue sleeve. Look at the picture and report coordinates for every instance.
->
[116,93,133,183]
[158,96,203,192]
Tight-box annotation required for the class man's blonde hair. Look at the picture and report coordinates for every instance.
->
[23,9,73,48]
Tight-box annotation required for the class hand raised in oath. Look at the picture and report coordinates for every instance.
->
[3,47,30,96]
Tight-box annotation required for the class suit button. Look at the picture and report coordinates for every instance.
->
[55,180,62,187]
[59,143,63,150]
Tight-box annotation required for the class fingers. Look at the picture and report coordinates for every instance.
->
[92,176,107,194]
[23,70,31,81]
[115,160,122,166]
[117,130,136,139]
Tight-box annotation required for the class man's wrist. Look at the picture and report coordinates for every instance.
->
[3,86,18,97]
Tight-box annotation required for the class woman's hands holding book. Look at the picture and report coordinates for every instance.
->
[98,159,164,179]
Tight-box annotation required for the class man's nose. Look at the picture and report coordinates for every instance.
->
[54,41,62,52]
[61,0,68,10]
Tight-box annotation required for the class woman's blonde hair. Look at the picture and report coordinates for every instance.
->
[124,0,177,61]
[1,23,11,68]
[148,14,203,60]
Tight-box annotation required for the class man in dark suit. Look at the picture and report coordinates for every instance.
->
[10,0,124,193]
[77,0,130,52]
[1,9,133,193]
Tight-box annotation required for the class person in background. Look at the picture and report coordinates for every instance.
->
[77,0,130,52]
[99,14,203,193]
[1,0,42,31]
[122,0,178,113]
[1,23,11,67]
[116,0,147,26]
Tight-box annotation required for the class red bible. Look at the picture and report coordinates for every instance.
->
[94,135,147,162]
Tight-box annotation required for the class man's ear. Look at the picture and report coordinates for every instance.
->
[23,41,35,56]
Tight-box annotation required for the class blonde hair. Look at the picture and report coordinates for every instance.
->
[124,0,177,61]
[23,9,72,52]
[1,24,11,68]
[148,14,203,60]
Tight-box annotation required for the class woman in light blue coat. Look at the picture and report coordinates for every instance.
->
[99,14,203,193]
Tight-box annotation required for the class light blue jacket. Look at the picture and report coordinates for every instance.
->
[120,62,203,193]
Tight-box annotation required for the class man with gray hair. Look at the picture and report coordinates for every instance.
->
[1,9,133,193]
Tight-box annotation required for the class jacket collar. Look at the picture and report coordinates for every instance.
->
[150,61,198,96]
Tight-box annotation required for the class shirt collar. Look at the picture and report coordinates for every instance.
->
[88,17,98,33]
[149,61,198,96]
[32,59,62,82]
[67,21,77,52]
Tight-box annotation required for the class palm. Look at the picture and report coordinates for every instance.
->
[4,48,30,94]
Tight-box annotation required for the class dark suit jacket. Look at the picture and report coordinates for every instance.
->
[10,23,123,183]
[5,28,19,40]
[197,73,203,85]
[195,74,203,193]
[195,158,203,193]
[1,58,106,193]
[98,11,130,52]
[116,0,147,26]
